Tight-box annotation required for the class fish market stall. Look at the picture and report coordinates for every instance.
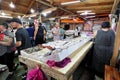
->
[19,36,93,80]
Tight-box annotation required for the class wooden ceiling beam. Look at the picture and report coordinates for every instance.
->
[13,0,18,4]
[66,1,114,8]
[43,14,77,21]
[92,9,111,11]
[96,13,109,17]
[1,1,28,12]
[36,0,75,14]
[89,17,109,20]
[70,9,111,14]
[77,10,111,13]
[95,11,111,14]
[23,12,39,18]
[0,10,25,16]
[36,0,53,7]
[25,0,35,14]
[111,15,120,66]
[111,0,120,14]
[67,5,113,10]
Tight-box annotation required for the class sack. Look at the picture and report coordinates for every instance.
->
[27,66,47,80]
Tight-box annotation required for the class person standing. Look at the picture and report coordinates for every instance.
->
[9,18,32,55]
[26,23,35,46]
[92,22,115,79]
[34,23,46,45]
[51,23,60,41]
[59,27,65,40]
[0,22,15,76]
[74,27,79,37]
[9,18,32,79]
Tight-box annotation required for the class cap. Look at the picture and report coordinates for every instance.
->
[9,18,22,24]
[0,22,9,29]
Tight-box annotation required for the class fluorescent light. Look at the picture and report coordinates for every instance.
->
[49,18,55,20]
[60,16,69,19]
[42,11,52,14]
[0,15,13,18]
[80,12,95,15]
[9,2,15,8]
[61,0,80,5]
[41,7,57,17]
[42,11,52,17]
[77,10,92,13]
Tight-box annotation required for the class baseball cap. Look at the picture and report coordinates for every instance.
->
[0,22,9,29]
[9,18,22,24]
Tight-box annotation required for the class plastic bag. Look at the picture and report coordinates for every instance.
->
[27,65,47,80]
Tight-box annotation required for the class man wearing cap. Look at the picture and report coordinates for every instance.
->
[9,18,32,54]
[9,18,32,78]
[0,22,15,76]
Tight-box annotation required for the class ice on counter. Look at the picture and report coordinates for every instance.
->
[21,36,92,62]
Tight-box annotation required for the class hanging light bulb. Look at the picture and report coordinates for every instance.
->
[1,12,5,16]
[18,16,21,19]
[9,2,15,8]
[30,8,35,13]
[28,17,31,20]
[1,11,6,16]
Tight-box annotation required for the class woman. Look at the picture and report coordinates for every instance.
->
[92,22,115,78]
[51,23,60,41]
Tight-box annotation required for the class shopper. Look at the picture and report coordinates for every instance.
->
[9,18,32,54]
[74,27,79,37]
[0,22,15,76]
[26,23,35,46]
[9,18,32,79]
[60,27,65,40]
[34,23,46,45]
[92,22,115,79]
[51,23,60,41]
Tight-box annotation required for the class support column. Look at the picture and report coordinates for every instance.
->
[111,15,120,66]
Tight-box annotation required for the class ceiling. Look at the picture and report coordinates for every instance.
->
[0,0,116,21]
